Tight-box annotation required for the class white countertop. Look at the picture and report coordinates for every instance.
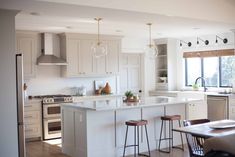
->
[25,98,42,104]
[61,96,203,111]
[150,90,235,97]
[72,94,123,102]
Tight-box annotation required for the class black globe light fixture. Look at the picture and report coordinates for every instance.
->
[215,35,228,44]
[179,40,192,47]
[197,37,209,45]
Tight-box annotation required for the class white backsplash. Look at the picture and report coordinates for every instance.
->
[26,66,118,96]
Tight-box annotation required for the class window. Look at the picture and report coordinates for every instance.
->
[185,58,202,86]
[185,56,235,87]
[220,56,235,87]
[203,57,219,87]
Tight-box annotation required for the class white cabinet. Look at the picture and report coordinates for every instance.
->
[106,40,120,74]
[154,38,177,91]
[16,31,38,79]
[229,98,235,120]
[120,53,142,94]
[186,101,208,120]
[24,100,42,140]
[60,33,121,77]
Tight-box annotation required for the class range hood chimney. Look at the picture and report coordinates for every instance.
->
[37,33,67,65]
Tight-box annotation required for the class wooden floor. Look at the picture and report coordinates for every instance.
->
[26,139,189,157]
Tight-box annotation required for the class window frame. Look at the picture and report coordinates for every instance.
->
[185,56,233,88]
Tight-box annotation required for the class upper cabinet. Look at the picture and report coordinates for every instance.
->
[154,38,177,91]
[60,33,121,77]
[16,31,38,79]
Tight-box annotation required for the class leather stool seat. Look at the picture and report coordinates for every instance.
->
[161,115,181,121]
[125,120,148,126]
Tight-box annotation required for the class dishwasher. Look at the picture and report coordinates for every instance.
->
[207,96,228,121]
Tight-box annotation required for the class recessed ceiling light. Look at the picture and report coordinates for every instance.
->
[30,12,40,16]
[66,26,72,29]
[115,30,122,33]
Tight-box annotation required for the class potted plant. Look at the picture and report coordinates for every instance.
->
[125,91,134,101]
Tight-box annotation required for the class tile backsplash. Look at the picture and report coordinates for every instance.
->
[26,66,118,96]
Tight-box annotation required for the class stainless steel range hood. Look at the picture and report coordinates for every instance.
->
[37,33,67,65]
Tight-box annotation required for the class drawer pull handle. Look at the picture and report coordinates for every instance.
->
[24,116,33,118]
[25,129,33,132]
[25,105,33,107]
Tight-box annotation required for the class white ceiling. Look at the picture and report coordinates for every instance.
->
[1,0,235,38]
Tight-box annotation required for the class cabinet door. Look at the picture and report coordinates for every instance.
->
[16,33,37,79]
[79,40,94,75]
[106,40,120,74]
[187,101,207,120]
[120,54,141,94]
[66,39,80,77]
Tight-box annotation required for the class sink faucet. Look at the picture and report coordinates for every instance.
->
[195,77,208,92]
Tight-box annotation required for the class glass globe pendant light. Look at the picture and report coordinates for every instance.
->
[145,23,158,59]
[91,18,107,58]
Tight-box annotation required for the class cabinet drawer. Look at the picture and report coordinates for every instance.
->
[230,99,235,106]
[24,111,41,124]
[229,105,235,120]
[24,103,41,111]
[25,124,41,138]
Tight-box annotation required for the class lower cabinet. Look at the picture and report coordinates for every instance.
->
[24,101,42,141]
[186,100,208,120]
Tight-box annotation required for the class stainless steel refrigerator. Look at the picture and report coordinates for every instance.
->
[16,54,26,157]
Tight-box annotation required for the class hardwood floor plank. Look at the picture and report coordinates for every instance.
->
[26,139,189,157]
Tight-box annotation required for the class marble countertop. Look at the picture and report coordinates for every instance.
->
[72,94,123,102]
[150,90,235,97]
[61,96,203,111]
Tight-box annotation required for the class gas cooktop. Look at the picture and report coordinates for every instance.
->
[30,94,73,104]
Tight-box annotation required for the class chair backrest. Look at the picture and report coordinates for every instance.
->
[183,119,210,157]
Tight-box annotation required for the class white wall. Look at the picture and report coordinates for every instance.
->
[0,9,19,157]
[176,32,235,90]
[26,66,118,95]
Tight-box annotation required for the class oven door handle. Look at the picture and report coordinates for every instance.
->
[44,118,61,122]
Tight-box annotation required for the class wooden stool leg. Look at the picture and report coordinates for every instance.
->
[123,126,129,157]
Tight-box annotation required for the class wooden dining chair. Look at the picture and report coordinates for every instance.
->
[183,119,210,157]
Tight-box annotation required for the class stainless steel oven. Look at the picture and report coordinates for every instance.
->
[43,104,61,118]
[43,118,61,140]
[41,95,73,140]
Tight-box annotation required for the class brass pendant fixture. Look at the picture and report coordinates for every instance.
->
[91,18,107,58]
[145,23,158,59]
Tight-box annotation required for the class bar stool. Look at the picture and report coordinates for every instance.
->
[158,115,184,153]
[123,120,151,157]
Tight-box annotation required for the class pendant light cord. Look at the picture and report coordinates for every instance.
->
[95,18,102,45]
[147,23,152,47]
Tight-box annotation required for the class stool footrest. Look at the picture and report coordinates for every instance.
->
[159,138,172,141]
[124,145,138,148]
[172,145,184,151]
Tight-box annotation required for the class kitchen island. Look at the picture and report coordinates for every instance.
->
[61,96,206,157]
